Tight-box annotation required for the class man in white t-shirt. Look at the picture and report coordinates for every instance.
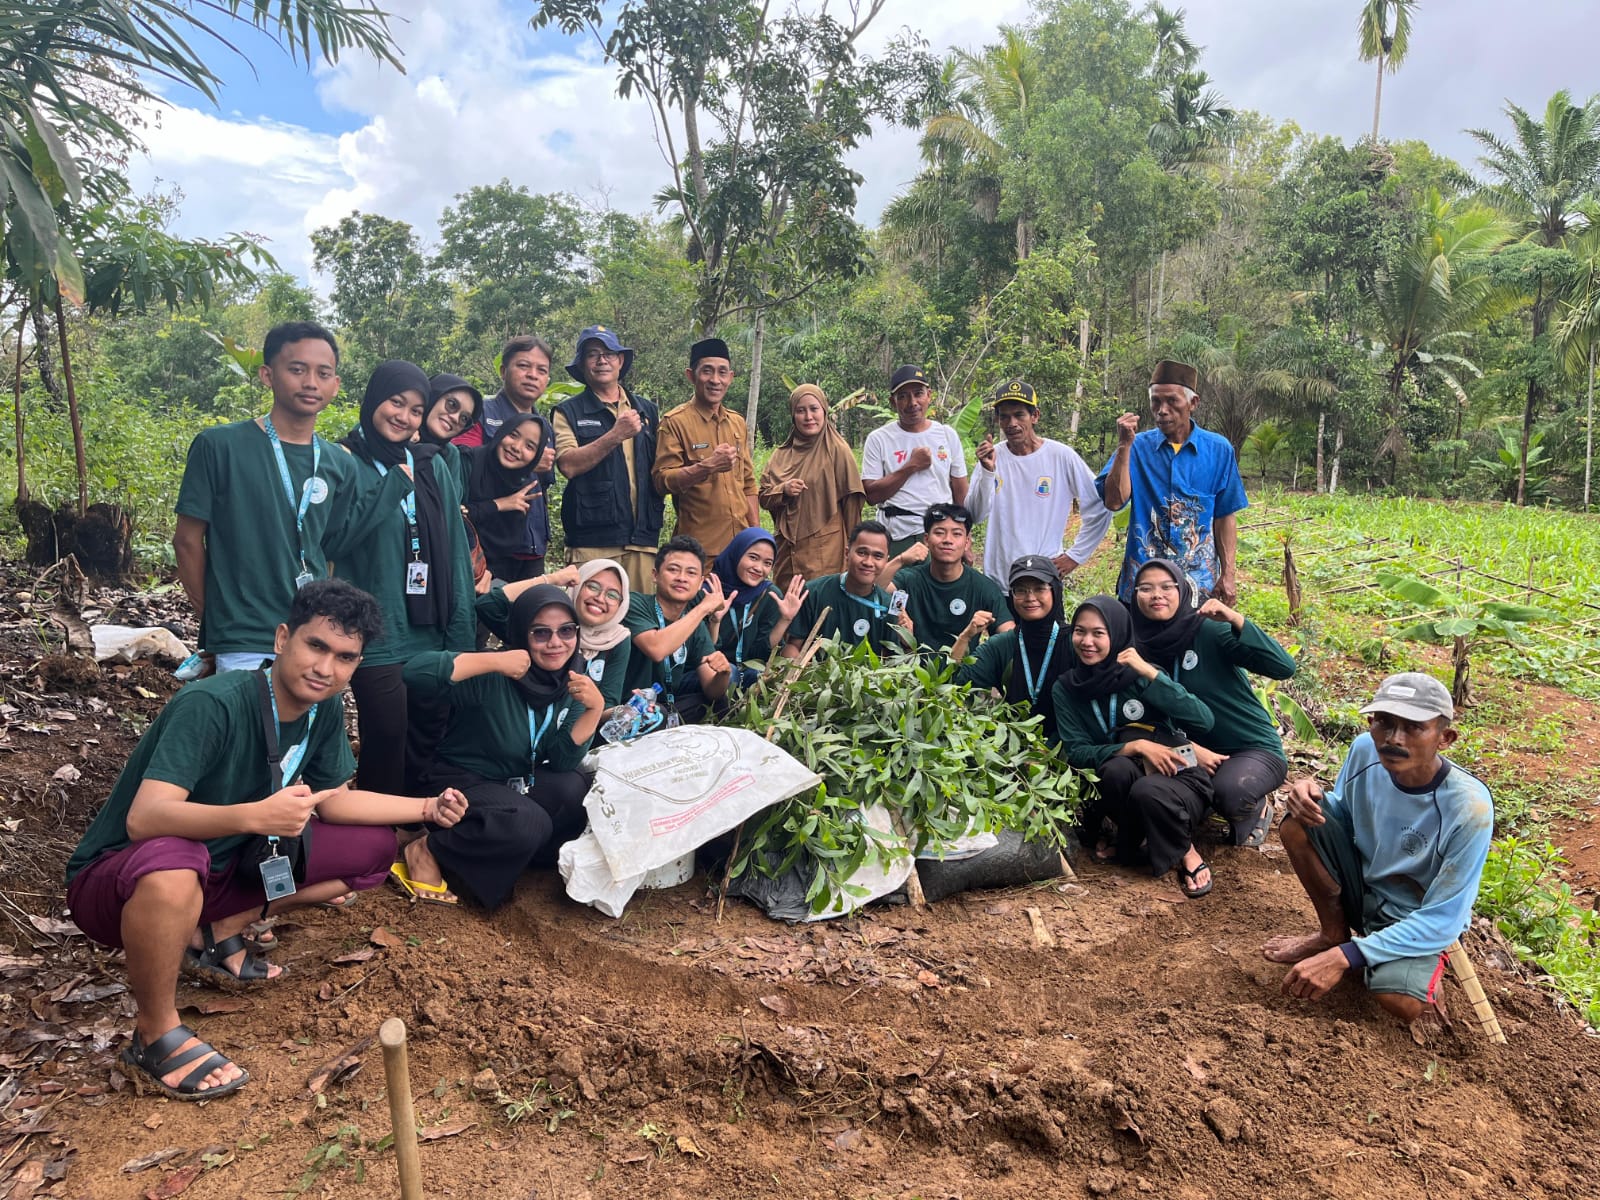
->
[861,364,970,555]
[966,379,1112,588]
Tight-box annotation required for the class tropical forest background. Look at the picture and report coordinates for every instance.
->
[4,0,1600,563]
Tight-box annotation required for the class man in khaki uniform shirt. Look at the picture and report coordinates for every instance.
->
[652,338,759,561]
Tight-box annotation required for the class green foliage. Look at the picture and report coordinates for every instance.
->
[1375,570,1554,644]
[1470,429,1553,503]
[1476,839,1600,1027]
[310,212,454,379]
[728,639,1087,914]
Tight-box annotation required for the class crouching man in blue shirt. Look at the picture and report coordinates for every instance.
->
[1263,672,1494,1025]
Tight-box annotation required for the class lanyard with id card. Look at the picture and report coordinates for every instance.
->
[251,668,318,906]
[371,443,429,595]
[263,415,322,589]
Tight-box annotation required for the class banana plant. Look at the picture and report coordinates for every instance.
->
[1376,571,1556,706]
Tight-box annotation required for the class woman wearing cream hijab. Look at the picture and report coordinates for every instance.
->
[758,384,866,583]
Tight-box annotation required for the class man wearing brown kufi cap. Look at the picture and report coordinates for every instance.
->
[1093,360,1249,606]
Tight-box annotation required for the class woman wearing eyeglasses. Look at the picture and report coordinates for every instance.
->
[1129,559,1297,880]
[400,585,605,910]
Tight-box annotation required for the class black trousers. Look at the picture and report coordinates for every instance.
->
[1082,753,1214,877]
[421,764,589,911]
[1208,748,1288,844]
[349,663,454,796]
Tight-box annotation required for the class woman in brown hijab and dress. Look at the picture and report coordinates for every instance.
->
[759,384,866,584]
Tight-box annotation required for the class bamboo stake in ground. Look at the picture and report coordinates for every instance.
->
[715,608,834,922]
[1445,940,1507,1044]
[379,1018,424,1200]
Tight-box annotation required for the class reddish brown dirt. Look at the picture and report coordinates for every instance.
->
[3,572,1600,1200]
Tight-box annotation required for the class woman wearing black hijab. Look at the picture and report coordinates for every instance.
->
[955,555,1075,743]
[1128,558,1297,857]
[401,586,606,910]
[334,360,476,796]
[1052,594,1217,895]
[460,412,551,584]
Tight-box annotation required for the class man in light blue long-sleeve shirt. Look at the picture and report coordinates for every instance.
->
[1262,672,1494,1024]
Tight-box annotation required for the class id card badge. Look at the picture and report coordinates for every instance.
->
[405,561,431,595]
[259,851,297,902]
[888,591,909,618]
[295,570,315,589]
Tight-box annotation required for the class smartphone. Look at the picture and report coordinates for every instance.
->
[1173,743,1199,769]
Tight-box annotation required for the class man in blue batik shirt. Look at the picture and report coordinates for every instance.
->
[1096,360,1248,605]
[1262,672,1494,1027]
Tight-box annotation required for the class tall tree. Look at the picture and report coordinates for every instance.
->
[1357,0,1417,146]
[1554,205,1600,510]
[435,181,587,361]
[1469,89,1600,503]
[1361,189,1515,480]
[922,27,1042,261]
[310,213,453,377]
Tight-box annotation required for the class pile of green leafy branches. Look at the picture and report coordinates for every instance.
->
[728,638,1087,915]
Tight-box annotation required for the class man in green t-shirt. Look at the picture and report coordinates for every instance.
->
[622,535,734,723]
[783,520,916,657]
[884,503,1013,659]
[64,581,468,1102]
[174,322,410,672]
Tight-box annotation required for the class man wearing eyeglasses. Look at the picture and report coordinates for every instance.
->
[862,365,969,557]
[652,338,759,562]
[551,325,664,595]
[1096,360,1248,605]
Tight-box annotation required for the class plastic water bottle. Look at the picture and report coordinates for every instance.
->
[600,684,663,744]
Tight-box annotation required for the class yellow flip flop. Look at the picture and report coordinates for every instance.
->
[388,859,460,907]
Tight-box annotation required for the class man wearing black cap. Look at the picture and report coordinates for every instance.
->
[968,379,1112,588]
[1264,673,1493,1026]
[862,365,969,557]
[1096,360,1248,605]
[551,325,663,595]
[652,338,758,561]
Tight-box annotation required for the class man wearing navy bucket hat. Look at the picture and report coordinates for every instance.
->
[550,325,664,594]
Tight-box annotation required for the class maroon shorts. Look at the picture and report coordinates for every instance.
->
[66,820,395,949]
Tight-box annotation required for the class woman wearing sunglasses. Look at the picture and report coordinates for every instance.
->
[400,585,604,910]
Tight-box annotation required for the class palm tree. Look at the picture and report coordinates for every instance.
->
[1362,190,1516,480]
[1357,1,1417,145]
[1554,206,1600,509]
[921,27,1041,261]
[1171,325,1299,453]
[1148,3,1200,85]
[1,1,399,295]
[1469,89,1600,503]
[1148,69,1237,173]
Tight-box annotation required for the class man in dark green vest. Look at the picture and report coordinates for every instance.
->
[550,325,664,594]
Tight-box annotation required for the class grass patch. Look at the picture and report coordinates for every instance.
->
[1477,839,1600,1028]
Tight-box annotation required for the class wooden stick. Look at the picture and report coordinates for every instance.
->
[715,608,834,922]
[1024,906,1056,947]
[1445,940,1507,1044]
[890,809,928,908]
[379,1018,424,1200]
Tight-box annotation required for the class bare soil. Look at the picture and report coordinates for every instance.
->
[2,565,1598,1200]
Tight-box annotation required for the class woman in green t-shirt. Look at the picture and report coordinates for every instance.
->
[1052,595,1217,897]
[567,558,633,709]
[707,528,804,689]
[1128,558,1296,850]
[335,361,476,798]
[401,585,605,910]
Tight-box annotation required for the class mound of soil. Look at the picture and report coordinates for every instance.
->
[2,562,1598,1199]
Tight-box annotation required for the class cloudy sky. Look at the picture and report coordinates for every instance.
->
[126,0,1600,285]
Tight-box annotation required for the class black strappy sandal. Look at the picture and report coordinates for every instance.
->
[181,924,281,992]
[117,1024,249,1101]
[1178,859,1214,898]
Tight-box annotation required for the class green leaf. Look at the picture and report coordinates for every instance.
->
[20,102,81,206]
[1376,571,1451,608]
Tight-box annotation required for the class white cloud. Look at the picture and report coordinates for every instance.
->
[121,0,1029,285]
